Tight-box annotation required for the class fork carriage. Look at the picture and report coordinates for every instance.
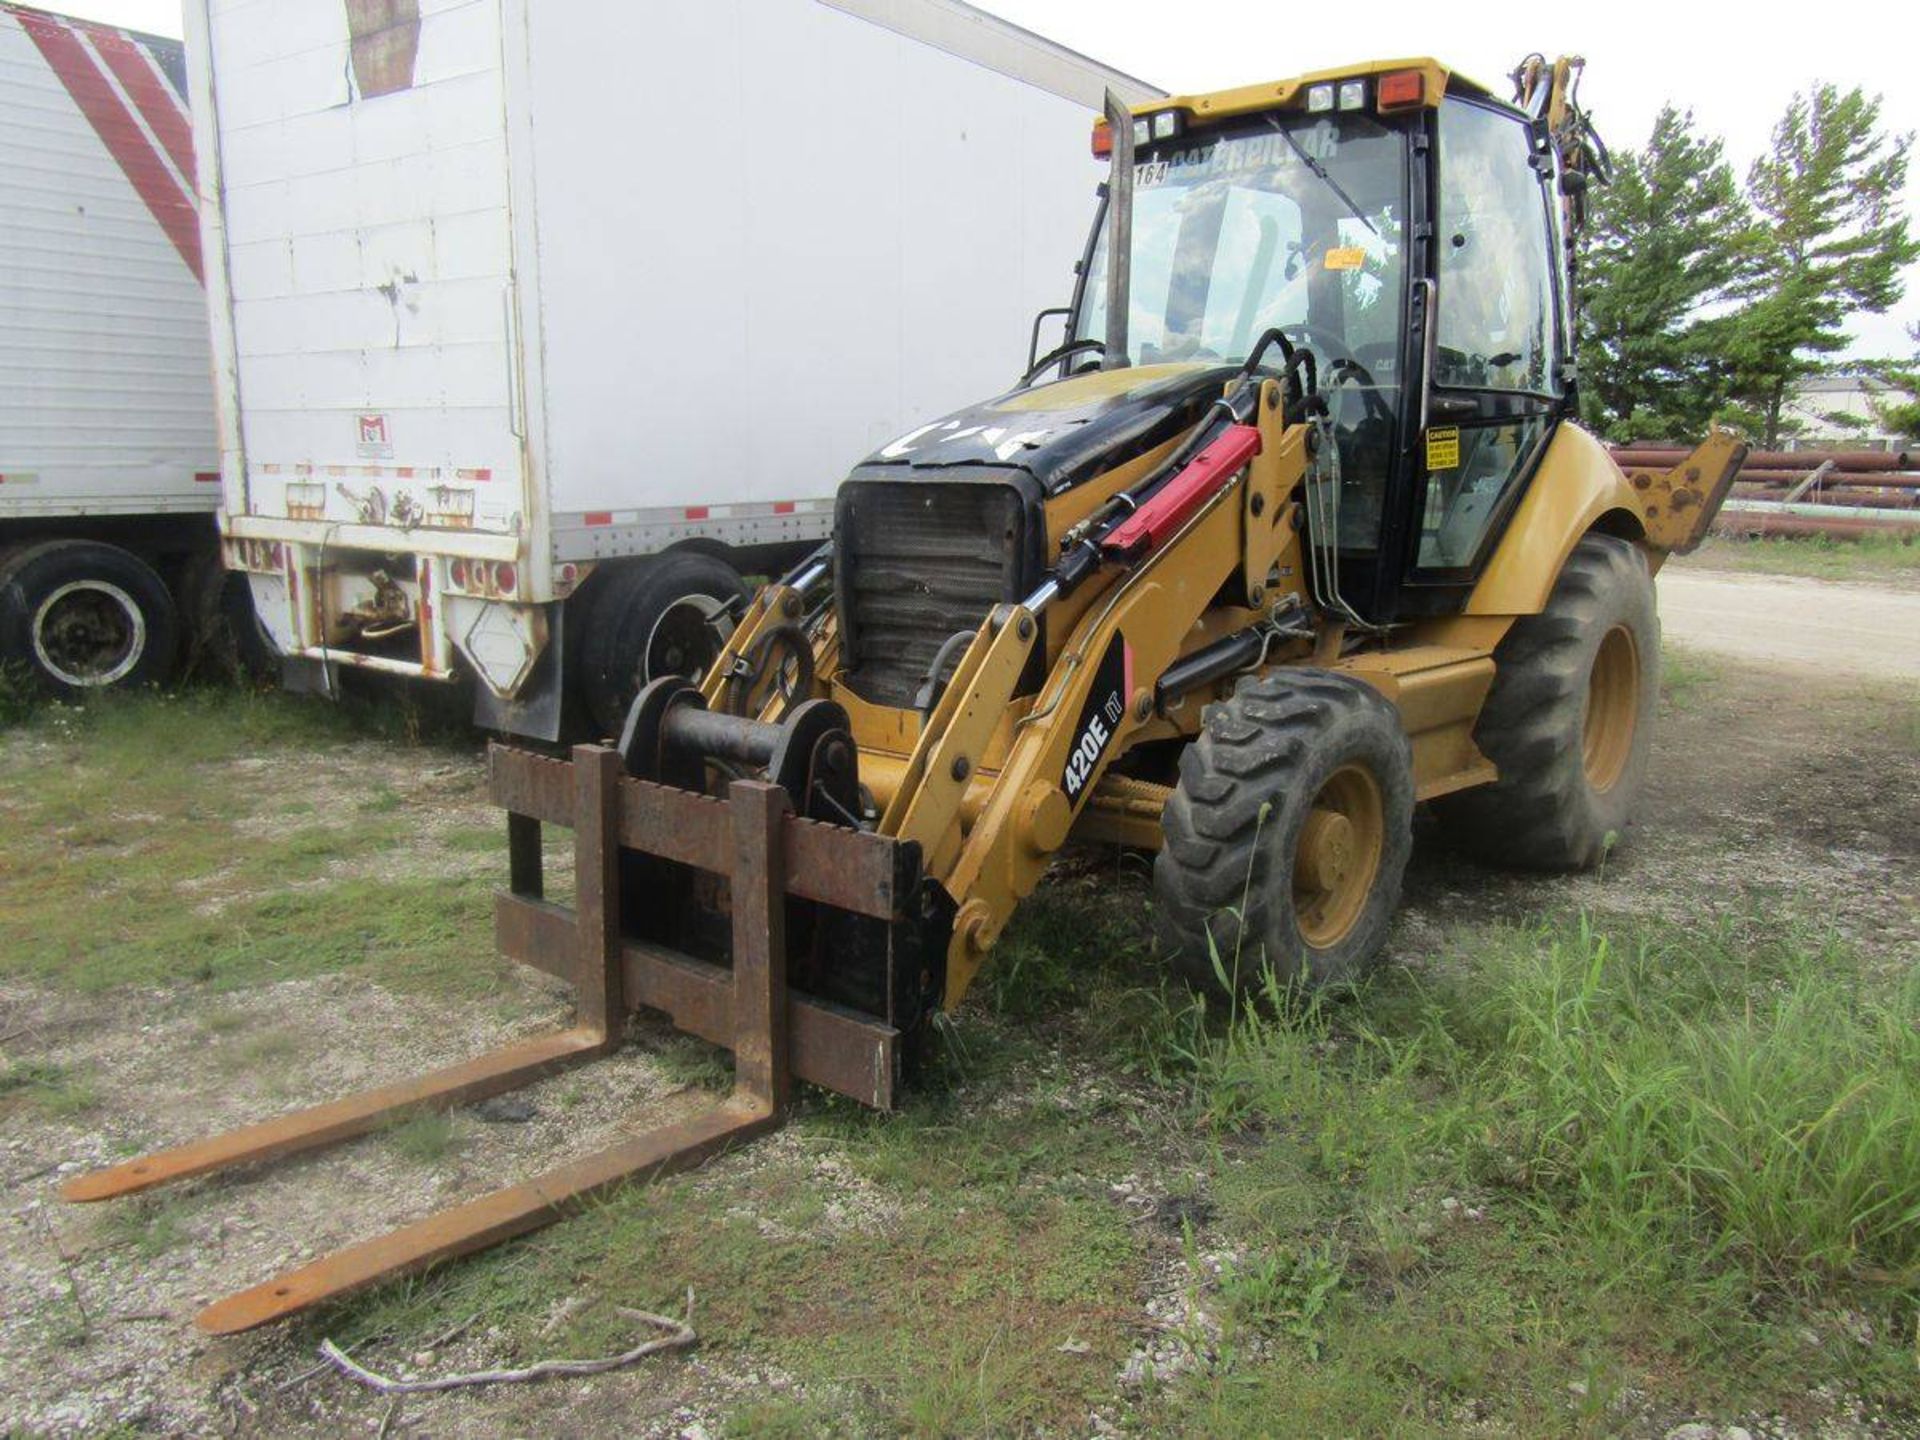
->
[63,741,928,1334]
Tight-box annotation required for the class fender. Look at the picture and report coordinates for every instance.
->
[1466,422,1745,617]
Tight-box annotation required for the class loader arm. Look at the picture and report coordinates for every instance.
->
[894,384,1310,1004]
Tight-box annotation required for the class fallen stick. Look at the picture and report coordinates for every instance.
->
[319,1291,696,1395]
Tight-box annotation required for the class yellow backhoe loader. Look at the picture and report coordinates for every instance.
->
[64,54,1742,1332]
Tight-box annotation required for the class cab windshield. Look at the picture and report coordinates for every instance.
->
[1077,111,1408,372]
[1076,110,1409,548]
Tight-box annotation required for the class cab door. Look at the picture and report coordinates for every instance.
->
[1396,95,1571,613]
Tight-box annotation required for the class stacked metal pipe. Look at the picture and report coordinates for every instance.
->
[1608,446,1920,540]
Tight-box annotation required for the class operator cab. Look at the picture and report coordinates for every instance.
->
[1065,60,1577,624]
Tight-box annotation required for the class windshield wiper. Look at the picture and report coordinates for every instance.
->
[1266,117,1378,237]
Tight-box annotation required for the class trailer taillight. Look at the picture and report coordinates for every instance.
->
[494,563,517,595]
[449,558,468,589]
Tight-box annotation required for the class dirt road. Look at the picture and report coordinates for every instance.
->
[1657,567,1920,680]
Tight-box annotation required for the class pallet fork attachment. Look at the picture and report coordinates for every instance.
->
[62,744,916,1334]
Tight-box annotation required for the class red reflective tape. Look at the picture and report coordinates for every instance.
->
[194,471,219,483]
[773,501,797,515]
[683,505,710,521]
[1101,425,1263,562]
[82,23,194,183]
[583,511,613,527]
[19,12,202,283]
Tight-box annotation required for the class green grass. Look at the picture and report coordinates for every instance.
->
[0,659,38,728]
[441,824,504,853]
[384,1108,461,1164]
[214,1028,302,1073]
[93,1194,193,1258]
[0,1059,100,1117]
[312,1100,1148,1436]
[1688,530,1920,583]
[1146,916,1920,1433]
[1659,643,1720,711]
[0,688,503,1001]
[4,682,1915,1434]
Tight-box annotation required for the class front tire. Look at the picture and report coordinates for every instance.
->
[0,540,179,698]
[1434,532,1658,870]
[1154,670,1415,996]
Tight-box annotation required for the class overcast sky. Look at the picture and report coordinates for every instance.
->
[55,0,1920,358]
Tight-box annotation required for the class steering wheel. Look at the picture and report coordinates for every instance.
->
[1277,328,1399,432]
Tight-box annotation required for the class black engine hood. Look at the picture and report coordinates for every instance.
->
[850,363,1234,495]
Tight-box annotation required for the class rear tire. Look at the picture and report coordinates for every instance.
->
[1154,669,1414,996]
[575,552,749,738]
[180,550,278,682]
[0,540,179,698]
[1434,532,1658,870]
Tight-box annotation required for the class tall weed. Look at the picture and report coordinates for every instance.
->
[1175,915,1920,1295]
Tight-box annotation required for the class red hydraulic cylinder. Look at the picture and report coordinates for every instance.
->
[1100,424,1263,565]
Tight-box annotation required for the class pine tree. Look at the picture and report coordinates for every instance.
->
[1728,85,1919,447]
[1577,107,1755,441]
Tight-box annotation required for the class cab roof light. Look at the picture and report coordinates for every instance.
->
[1377,68,1424,111]
[1093,109,1180,159]
[1306,82,1334,113]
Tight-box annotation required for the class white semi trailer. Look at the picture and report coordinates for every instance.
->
[187,0,1159,737]
[0,3,246,696]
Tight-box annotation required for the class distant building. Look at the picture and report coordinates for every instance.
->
[1782,373,1908,450]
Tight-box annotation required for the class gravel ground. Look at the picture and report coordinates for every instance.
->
[1,624,1914,1437]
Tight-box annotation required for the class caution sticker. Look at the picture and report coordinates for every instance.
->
[1426,426,1461,470]
[1323,245,1366,271]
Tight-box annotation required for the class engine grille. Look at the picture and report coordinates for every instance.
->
[836,481,1026,707]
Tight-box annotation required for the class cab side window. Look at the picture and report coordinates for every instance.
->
[1435,101,1556,395]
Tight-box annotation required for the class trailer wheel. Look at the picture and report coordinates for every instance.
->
[1434,533,1658,869]
[180,550,279,682]
[1154,669,1414,996]
[576,552,749,737]
[0,540,180,697]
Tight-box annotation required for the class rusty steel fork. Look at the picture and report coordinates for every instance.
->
[61,759,796,1335]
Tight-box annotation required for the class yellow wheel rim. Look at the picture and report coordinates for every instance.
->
[1582,624,1639,794]
[1292,764,1386,949]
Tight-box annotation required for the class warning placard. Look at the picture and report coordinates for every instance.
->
[1425,426,1461,470]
